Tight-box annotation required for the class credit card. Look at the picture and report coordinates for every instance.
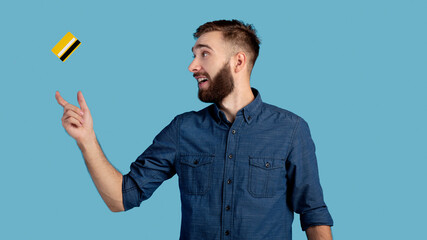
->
[52,32,81,62]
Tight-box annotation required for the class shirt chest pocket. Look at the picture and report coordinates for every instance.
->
[248,157,286,198]
[179,154,214,195]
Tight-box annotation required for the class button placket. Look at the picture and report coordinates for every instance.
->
[221,117,243,239]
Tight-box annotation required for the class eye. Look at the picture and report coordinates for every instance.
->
[202,51,209,57]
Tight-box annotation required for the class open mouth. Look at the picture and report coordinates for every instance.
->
[197,77,208,83]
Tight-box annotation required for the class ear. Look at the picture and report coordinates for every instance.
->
[233,52,247,73]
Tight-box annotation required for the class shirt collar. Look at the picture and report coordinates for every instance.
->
[211,87,263,125]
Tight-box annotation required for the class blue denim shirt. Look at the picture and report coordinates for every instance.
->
[122,88,333,240]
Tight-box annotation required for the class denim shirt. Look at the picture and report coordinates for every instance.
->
[122,88,333,240]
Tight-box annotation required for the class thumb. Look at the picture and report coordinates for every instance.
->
[77,91,89,112]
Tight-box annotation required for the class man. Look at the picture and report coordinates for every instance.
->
[56,20,333,240]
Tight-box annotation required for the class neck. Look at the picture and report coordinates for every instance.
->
[217,83,254,124]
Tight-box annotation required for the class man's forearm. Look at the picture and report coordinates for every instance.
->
[306,225,332,240]
[77,133,124,212]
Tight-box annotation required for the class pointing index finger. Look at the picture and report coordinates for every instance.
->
[55,91,69,107]
[77,91,89,111]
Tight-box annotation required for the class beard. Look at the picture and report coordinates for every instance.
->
[198,61,234,104]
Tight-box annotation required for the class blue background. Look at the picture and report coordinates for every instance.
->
[1,0,426,239]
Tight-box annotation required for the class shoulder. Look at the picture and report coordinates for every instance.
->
[174,105,210,119]
[260,102,305,124]
[171,105,213,126]
[260,103,314,145]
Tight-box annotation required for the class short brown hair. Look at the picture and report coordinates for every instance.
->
[194,19,261,71]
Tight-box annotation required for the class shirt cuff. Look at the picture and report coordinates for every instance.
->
[122,173,142,211]
[300,206,334,231]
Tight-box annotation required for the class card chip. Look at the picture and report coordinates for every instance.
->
[52,32,81,62]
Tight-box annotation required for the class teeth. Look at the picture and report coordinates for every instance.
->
[198,78,208,83]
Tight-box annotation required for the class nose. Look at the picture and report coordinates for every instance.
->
[188,58,201,73]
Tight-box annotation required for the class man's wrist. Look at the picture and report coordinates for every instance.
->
[306,225,332,240]
[76,132,98,152]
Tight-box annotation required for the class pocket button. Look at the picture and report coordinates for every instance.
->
[180,155,214,195]
[248,157,286,198]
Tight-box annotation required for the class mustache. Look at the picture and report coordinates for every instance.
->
[193,72,211,78]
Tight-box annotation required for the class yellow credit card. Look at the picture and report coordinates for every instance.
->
[52,32,81,62]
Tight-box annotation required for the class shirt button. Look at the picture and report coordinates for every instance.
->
[265,162,270,168]
[226,205,230,211]
[225,230,230,236]
[227,179,232,184]
[228,154,233,159]
[248,116,251,120]
[231,129,236,134]
[193,160,199,165]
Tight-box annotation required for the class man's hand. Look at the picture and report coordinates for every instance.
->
[306,225,332,240]
[55,91,95,144]
[55,90,124,212]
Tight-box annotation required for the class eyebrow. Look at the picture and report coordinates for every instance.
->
[191,44,214,53]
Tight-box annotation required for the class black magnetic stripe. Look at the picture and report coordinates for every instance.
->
[60,40,81,61]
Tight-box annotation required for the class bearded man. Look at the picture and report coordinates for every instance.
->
[56,19,333,240]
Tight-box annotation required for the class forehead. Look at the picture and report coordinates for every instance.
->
[192,31,227,53]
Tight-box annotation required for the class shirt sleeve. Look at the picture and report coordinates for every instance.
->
[122,115,179,211]
[286,117,334,231]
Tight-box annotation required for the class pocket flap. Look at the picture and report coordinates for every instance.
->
[249,157,285,170]
[180,155,214,168]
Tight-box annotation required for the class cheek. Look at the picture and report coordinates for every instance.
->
[208,62,221,72]
[201,63,214,76]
